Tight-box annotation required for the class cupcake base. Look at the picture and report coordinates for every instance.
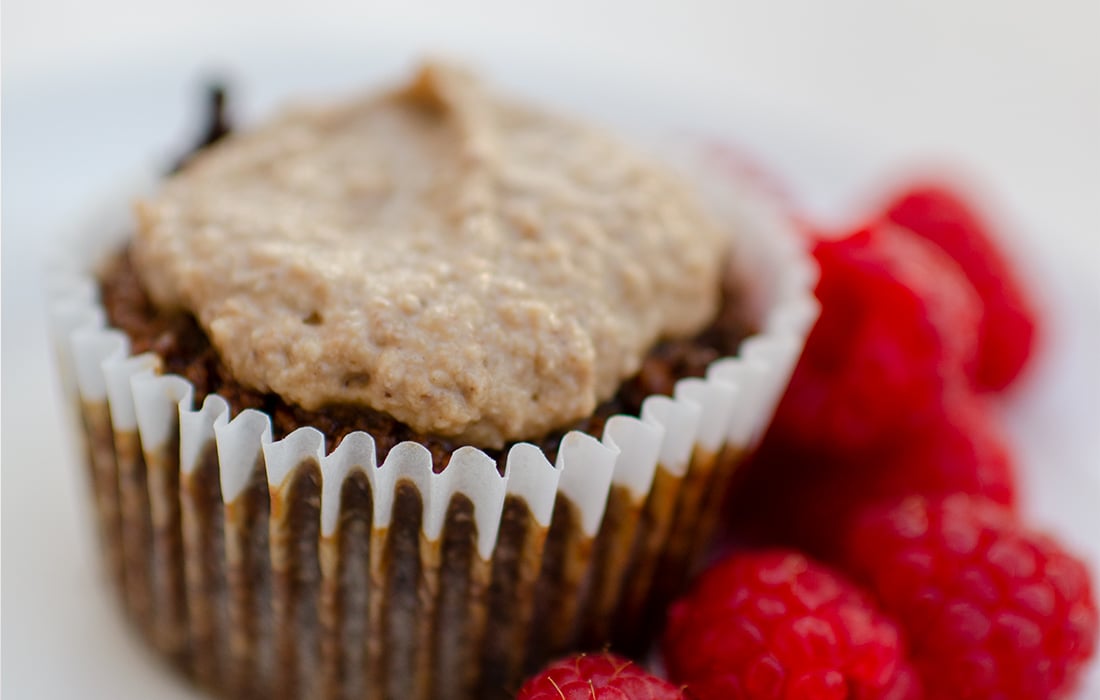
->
[76,396,754,699]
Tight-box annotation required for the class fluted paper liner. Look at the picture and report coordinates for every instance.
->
[48,153,818,699]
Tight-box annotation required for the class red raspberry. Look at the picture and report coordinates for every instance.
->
[883,184,1038,391]
[663,550,920,699]
[728,395,1017,557]
[772,224,982,452]
[517,651,685,700]
[843,494,1098,699]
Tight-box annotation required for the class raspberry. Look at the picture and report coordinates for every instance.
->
[843,494,1098,699]
[728,395,1017,557]
[663,550,920,699]
[772,224,982,452]
[517,651,685,700]
[883,184,1038,391]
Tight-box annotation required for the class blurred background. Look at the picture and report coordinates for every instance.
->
[3,1,1098,698]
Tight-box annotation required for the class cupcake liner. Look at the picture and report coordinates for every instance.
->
[48,152,818,700]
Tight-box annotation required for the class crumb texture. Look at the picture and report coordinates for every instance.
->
[134,62,726,446]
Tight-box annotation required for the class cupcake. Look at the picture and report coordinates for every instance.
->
[49,62,818,700]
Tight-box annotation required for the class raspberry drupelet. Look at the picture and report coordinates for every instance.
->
[517,651,685,700]
[883,184,1038,392]
[663,550,920,700]
[843,494,1098,699]
[771,223,981,453]
[728,394,1017,558]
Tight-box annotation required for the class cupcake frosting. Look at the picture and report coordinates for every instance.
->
[132,62,727,447]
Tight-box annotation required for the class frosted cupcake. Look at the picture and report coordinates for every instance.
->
[49,62,817,700]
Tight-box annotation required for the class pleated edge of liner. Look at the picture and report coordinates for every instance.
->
[43,165,820,562]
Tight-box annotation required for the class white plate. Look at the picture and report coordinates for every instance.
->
[3,40,1098,699]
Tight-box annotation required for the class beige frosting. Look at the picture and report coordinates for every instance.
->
[133,63,727,447]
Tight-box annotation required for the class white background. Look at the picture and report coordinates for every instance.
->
[3,1,1099,698]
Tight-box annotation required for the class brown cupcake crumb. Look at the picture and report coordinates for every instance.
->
[101,248,751,472]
